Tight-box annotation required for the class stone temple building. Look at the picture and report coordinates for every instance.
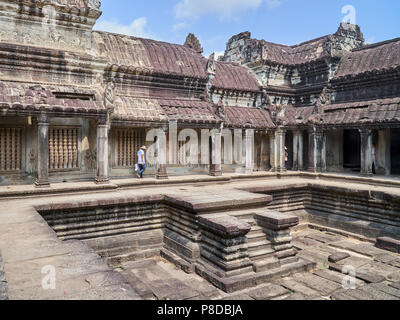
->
[1,1,400,301]
[0,0,398,186]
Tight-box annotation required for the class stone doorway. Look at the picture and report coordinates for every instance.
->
[391,128,400,175]
[343,129,361,172]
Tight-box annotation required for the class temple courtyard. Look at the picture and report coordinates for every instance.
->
[0,172,399,300]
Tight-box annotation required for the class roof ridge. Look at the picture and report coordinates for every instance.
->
[93,30,203,54]
[353,37,400,51]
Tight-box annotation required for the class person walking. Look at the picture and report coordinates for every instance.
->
[137,146,147,179]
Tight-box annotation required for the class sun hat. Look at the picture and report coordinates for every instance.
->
[140,146,147,150]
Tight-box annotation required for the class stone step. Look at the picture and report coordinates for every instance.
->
[107,248,161,267]
[248,247,275,261]
[248,236,268,245]
[248,239,272,250]
[252,257,281,273]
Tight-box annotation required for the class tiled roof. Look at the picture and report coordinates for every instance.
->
[278,105,315,125]
[160,99,220,124]
[93,31,208,79]
[0,81,107,115]
[212,61,260,92]
[334,38,400,79]
[323,98,400,125]
[225,106,275,129]
[112,96,220,124]
[258,36,330,66]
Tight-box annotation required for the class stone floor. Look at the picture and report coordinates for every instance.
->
[115,229,400,300]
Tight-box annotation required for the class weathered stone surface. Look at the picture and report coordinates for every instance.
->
[329,263,386,284]
[246,283,289,300]
[255,210,299,231]
[292,272,342,296]
[199,215,251,238]
[376,237,400,254]
[220,294,254,300]
[368,283,400,298]
[279,278,320,297]
[329,252,351,263]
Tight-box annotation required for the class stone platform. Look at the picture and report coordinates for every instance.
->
[0,172,399,299]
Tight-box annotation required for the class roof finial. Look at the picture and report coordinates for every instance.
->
[184,33,203,54]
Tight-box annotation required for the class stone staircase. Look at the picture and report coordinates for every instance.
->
[227,208,297,273]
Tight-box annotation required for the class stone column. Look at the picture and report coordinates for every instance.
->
[292,131,300,171]
[308,127,325,172]
[276,127,286,173]
[298,131,304,170]
[95,120,110,184]
[35,114,50,188]
[359,128,373,176]
[307,127,316,172]
[157,128,169,179]
[268,132,276,172]
[244,129,254,174]
[168,120,178,166]
[209,128,222,176]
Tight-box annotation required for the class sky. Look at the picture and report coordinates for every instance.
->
[94,0,400,58]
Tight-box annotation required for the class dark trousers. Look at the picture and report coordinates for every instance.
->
[138,164,146,178]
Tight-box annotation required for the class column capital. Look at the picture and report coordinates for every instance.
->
[37,113,49,125]
[359,128,372,135]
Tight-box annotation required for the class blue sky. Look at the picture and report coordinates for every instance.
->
[94,0,400,57]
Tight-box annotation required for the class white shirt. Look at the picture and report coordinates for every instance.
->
[138,149,145,165]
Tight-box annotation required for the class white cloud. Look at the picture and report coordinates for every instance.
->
[173,22,190,32]
[174,0,282,21]
[94,17,156,39]
[266,0,282,9]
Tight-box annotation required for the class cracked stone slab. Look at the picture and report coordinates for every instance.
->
[389,282,400,290]
[368,283,400,299]
[313,269,365,288]
[329,263,385,284]
[278,278,320,297]
[291,272,342,296]
[305,233,343,244]
[246,283,289,300]
[220,294,254,300]
[359,285,399,300]
[329,252,351,263]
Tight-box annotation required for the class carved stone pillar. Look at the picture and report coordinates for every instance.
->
[209,128,222,176]
[298,131,304,170]
[268,131,276,172]
[244,129,254,174]
[359,128,373,176]
[157,128,168,179]
[307,127,316,172]
[308,127,325,172]
[95,120,110,184]
[292,131,300,171]
[315,128,326,172]
[275,127,286,173]
[35,114,50,188]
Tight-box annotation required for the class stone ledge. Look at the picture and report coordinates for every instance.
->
[198,215,251,238]
[376,237,400,254]
[255,210,299,231]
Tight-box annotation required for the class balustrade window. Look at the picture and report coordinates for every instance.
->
[0,127,22,171]
[49,127,79,170]
[115,129,145,167]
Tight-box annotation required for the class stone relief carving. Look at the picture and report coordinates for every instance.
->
[104,81,115,108]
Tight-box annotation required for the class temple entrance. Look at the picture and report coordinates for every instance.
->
[343,130,361,172]
[391,129,400,175]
